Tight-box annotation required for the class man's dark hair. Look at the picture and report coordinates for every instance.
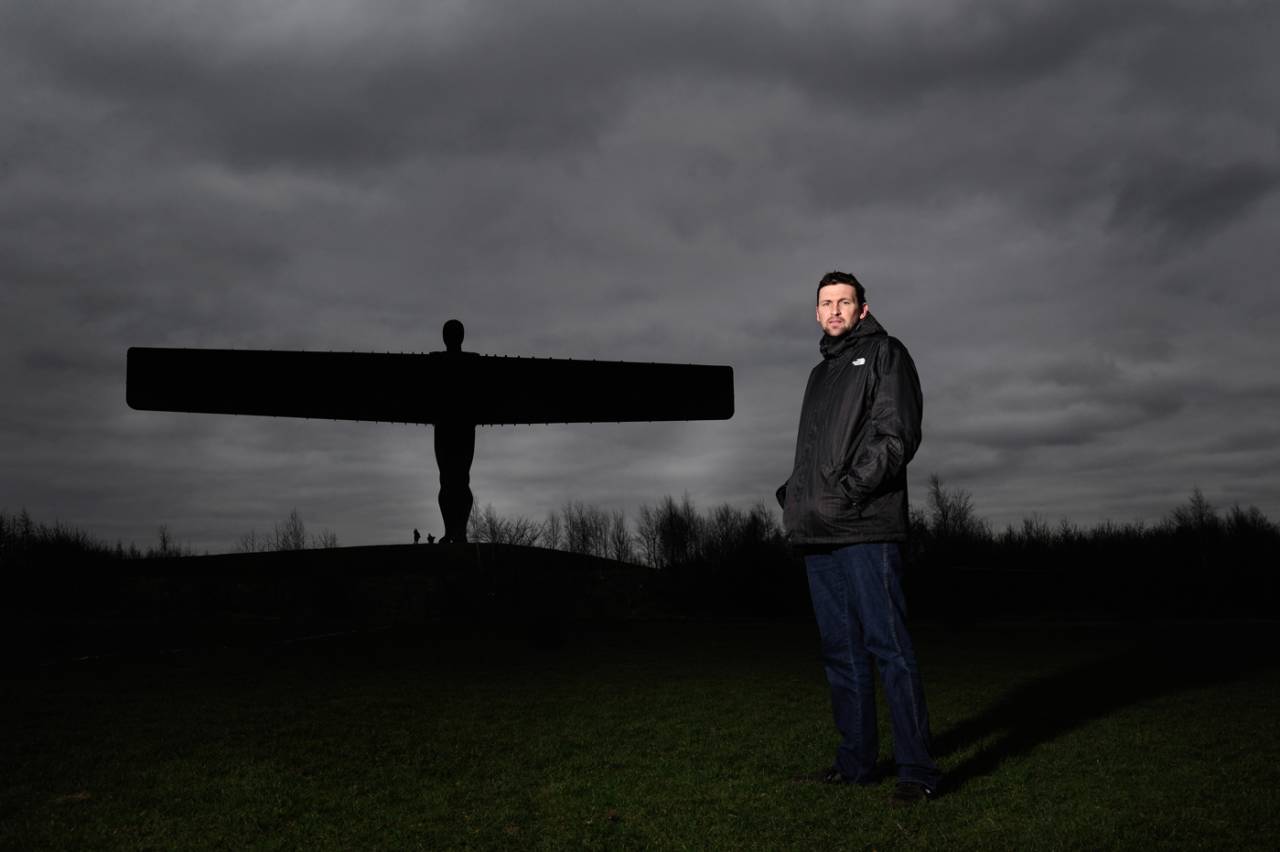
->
[817,270,866,306]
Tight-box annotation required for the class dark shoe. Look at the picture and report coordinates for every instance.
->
[823,768,854,785]
[890,781,936,806]
[796,767,876,786]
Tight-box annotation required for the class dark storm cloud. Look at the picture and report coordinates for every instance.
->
[21,346,117,380]
[938,353,1188,450]
[9,1,1275,263]
[2,190,288,293]
[1201,426,1280,455]
[0,1,1179,172]
[1110,159,1279,245]
[766,2,1280,239]
[5,2,642,169]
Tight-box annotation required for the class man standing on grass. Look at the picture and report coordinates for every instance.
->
[777,270,941,805]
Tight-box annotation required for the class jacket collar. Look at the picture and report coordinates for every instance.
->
[819,312,886,360]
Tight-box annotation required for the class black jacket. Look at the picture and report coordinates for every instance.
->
[777,313,922,545]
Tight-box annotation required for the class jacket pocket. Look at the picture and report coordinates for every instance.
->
[816,465,857,520]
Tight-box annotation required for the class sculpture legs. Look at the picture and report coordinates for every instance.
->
[434,421,476,543]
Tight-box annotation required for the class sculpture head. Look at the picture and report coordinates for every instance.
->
[442,319,465,353]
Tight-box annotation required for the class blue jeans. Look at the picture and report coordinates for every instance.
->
[804,542,940,788]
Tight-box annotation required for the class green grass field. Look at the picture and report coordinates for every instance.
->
[3,619,1277,850]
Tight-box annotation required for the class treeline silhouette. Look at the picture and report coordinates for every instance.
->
[234,508,339,553]
[0,508,191,564]
[4,479,1277,623]
[0,507,338,569]
[467,497,799,615]
[469,496,784,567]
[905,478,1278,620]
[465,480,1279,618]
[0,508,341,630]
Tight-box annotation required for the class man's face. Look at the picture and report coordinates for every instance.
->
[816,283,868,337]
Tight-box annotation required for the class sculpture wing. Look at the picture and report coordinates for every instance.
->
[126,348,733,425]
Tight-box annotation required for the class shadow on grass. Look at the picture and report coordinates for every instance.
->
[932,622,1275,793]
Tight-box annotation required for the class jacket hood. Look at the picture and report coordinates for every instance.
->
[819,312,887,360]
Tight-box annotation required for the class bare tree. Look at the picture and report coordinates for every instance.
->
[471,503,507,543]
[704,504,744,564]
[468,503,541,546]
[155,524,173,557]
[742,501,782,545]
[608,509,635,563]
[311,528,339,549]
[635,503,662,567]
[654,493,702,568]
[505,515,541,547]
[235,529,265,553]
[562,501,610,557]
[273,508,307,551]
[1226,504,1276,536]
[542,510,563,551]
[928,474,983,540]
[1168,487,1218,533]
[1020,513,1053,546]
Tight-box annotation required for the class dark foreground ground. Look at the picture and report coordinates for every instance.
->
[3,619,1278,850]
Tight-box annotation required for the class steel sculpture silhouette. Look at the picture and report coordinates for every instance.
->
[127,320,734,543]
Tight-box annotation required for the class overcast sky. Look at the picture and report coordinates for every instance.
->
[3,0,1278,552]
